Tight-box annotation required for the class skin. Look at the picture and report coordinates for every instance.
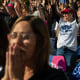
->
[63,12,73,22]
[77,8,80,18]
[9,21,36,61]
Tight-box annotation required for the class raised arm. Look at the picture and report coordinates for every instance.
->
[52,0,63,18]
[38,4,45,22]
[2,0,10,13]
[77,8,80,24]
[14,0,23,17]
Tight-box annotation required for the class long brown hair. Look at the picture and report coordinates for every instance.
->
[11,16,50,72]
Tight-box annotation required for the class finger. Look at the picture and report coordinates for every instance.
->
[12,44,24,66]
[13,44,26,62]
[9,46,14,66]
[5,52,9,74]
[5,52,8,73]
[6,52,9,78]
[12,44,17,55]
[13,44,22,56]
[3,52,9,79]
[9,43,19,56]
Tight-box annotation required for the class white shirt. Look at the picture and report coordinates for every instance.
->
[57,19,79,51]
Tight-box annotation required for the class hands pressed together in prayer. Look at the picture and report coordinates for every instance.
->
[1,43,26,80]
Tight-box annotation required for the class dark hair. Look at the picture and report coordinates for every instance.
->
[0,16,10,65]
[0,16,10,49]
[11,16,50,72]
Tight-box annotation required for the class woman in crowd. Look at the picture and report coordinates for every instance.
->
[0,16,10,79]
[1,16,68,80]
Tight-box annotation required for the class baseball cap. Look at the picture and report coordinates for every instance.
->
[61,8,73,14]
[8,2,14,9]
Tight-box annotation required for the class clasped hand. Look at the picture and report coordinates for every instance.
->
[1,43,26,80]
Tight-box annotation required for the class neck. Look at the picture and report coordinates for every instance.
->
[23,66,35,80]
[23,60,37,80]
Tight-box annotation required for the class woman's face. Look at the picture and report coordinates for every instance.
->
[63,12,72,21]
[9,21,36,61]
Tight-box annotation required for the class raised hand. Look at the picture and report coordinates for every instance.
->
[41,0,45,6]
[2,0,8,7]
[14,1,18,9]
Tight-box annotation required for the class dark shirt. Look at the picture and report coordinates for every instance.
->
[0,66,68,80]
[29,67,68,80]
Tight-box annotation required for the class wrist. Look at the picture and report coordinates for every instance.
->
[12,77,23,80]
[1,77,9,80]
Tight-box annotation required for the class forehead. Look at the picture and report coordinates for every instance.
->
[12,21,33,32]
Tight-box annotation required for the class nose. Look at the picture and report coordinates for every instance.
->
[15,34,23,45]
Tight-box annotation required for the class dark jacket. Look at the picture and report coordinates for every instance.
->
[29,67,68,80]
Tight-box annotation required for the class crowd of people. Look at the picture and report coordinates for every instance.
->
[0,0,80,80]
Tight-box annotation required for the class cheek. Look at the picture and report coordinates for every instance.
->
[23,40,36,52]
